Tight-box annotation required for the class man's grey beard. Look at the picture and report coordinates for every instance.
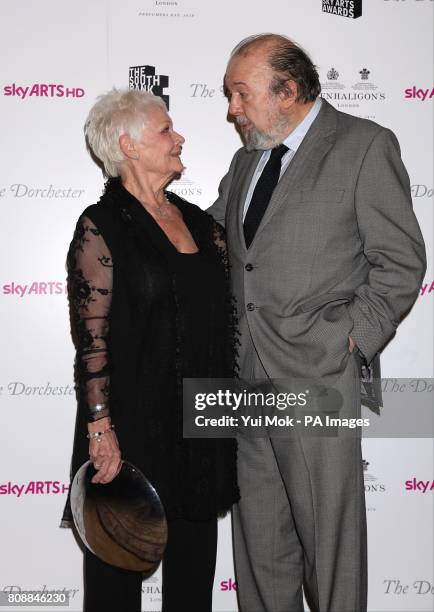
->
[243,126,281,151]
[236,112,288,151]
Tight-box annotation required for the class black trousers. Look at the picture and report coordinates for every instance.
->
[84,517,217,612]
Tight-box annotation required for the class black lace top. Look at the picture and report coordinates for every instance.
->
[62,178,239,523]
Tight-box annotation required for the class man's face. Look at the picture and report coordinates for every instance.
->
[225,48,289,150]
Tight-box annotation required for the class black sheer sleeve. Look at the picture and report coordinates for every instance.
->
[67,215,113,422]
[211,219,240,377]
[212,219,230,271]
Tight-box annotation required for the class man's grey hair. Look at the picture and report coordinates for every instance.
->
[84,88,167,177]
[231,33,321,103]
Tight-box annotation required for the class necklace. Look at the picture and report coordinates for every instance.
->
[141,196,172,219]
[154,197,172,219]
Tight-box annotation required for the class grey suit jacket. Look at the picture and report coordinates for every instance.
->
[208,99,426,408]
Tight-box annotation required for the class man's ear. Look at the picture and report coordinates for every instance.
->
[279,79,298,108]
[119,133,139,160]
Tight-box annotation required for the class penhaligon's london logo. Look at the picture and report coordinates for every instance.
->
[327,68,339,80]
[322,67,345,91]
[322,0,362,19]
[170,175,203,201]
[321,65,385,118]
[363,459,386,494]
[352,68,378,92]
[129,65,170,109]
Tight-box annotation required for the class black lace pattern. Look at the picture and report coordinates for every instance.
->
[68,217,113,421]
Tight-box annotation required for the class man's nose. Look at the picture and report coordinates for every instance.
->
[228,95,242,116]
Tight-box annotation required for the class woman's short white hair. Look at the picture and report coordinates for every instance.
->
[84,88,167,177]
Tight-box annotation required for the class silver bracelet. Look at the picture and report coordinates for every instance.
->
[87,424,115,443]
[88,402,108,415]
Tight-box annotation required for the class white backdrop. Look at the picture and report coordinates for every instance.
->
[0,1,433,610]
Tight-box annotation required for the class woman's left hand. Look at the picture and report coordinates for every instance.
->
[88,417,122,484]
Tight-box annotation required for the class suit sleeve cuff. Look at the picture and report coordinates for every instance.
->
[347,301,395,364]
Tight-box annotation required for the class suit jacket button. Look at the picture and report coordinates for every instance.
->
[245,263,253,271]
[247,303,255,311]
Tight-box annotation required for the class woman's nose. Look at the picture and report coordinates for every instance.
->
[174,131,185,145]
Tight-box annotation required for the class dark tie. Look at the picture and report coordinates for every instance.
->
[243,144,289,248]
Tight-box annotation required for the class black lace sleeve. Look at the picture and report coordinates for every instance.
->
[211,219,240,377]
[212,219,230,272]
[67,215,113,422]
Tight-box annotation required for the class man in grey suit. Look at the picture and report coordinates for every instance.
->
[208,34,426,612]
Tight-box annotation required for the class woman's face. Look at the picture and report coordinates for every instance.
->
[134,106,185,179]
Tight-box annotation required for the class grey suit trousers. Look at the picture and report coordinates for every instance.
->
[232,342,367,612]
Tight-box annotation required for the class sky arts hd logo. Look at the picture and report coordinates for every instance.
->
[405,478,434,493]
[0,481,70,497]
[2,282,67,297]
[322,0,362,18]
[2,83,84,99]
[129,65,169,109]
[220,578,237,591]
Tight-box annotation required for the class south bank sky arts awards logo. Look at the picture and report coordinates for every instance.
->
[129,64,170,108]
[322,0,362,18]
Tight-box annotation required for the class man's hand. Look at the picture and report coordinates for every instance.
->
[348,335,356,353]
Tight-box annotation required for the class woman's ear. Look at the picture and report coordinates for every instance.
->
[119,134,139,161]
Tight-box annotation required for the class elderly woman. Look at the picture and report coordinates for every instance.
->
[61,88,239,612]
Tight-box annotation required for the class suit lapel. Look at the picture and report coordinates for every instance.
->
[249,99,338,244]
[227,150,262,252]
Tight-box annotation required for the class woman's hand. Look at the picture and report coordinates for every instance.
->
[88,416,122,484]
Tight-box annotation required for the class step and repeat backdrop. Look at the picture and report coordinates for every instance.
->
[0,1,433,610]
